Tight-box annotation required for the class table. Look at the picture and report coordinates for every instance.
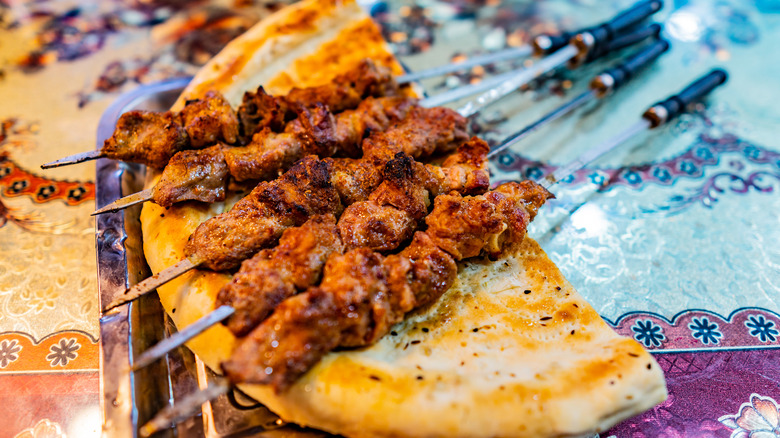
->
[0,0,776,436]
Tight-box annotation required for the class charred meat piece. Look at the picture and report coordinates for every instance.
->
[179,91,240,148]
[284,59,399,114]
[223,181,551,391]
[100,111,188,168]
[237,85,288,139]
[425,181,553,260]
[152,144,230,208]
[185,156,342,271]
[338,138,490,252]
[362,105,469,163]
[217,214,344,337]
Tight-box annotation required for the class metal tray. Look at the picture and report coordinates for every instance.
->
[96,79,331,438]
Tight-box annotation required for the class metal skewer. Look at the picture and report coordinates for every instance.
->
[103,258,199,312]
[488,37,670,159]
[40,150,104,169]
[135,68,729,437]
[91,189,153,216]
[539,68,728,189]
[448,0,663,116]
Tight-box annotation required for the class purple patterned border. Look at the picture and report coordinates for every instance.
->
[494,132,780,193]
[605,308,780,351]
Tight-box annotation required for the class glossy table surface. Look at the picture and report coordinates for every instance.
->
[0,0,777,436]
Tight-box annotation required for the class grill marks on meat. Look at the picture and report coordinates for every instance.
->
[153,97,417,206]
[237,86,287,139]
[101,111,189,168]
[222,181,552,391]
[217,214,344,337]
[152,144,229,208]
[215,147,488,338]
[426,181,554,260]
[184,157,342,271]
[284,59,399,116]
[361,106,469,163]
[338,138,490,252]
[100,93,238,168]
[100,60,400,168]
[180,105,469,272]
[180,91,240,148]
[325,105,470,206]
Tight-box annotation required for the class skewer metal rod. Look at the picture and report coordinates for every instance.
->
[539,119,651,189]
[139,381,231,438]
[397,45,533,84]
[41,150,103,169]
[92,189,154,216]
[131,306,235,372]
[456,45,580,117]
[103,258,199,312]
[488,89,597,159]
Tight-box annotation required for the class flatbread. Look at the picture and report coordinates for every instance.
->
[138,0,667,435]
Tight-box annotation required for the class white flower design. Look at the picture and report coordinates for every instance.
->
[719,394,780,438]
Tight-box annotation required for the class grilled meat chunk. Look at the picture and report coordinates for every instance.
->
[237,86,287,138]
[285,59,399,114]
[179,91,240,148]
[217,214,344,337]
[152,144,229,207]
[101,111,188,168]
[185,156,342,271]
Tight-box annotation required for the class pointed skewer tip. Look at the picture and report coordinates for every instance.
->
[91,189,154,216]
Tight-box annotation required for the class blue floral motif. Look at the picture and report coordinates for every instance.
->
[744,145,762,160]
[588,172,606,186]
[623,170,642,185]
[560,174,575,184]
[679,160,698,175]
[525,166,543,180]
[497,153,513,166]
[652,167,672,183]
[744,314,779,343]
[688,317,723,345]
[696,147,714,160]
[631,319,666,348]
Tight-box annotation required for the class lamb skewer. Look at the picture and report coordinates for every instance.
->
[103,108,472,311]
[91,96,417,215]
[41,60,399,169]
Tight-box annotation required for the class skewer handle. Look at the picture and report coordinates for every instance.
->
[572,0,663,64]
[591,39,670,96]
[532,31,575,56]
[586,22,662,63]
[643,68,728,127]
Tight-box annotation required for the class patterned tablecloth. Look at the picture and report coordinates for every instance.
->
[0,0,777,437]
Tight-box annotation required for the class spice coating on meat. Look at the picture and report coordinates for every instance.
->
[284,59,399,114]
[338,139,490,253]
[184,156,342,271]
[237,85,287,139]
[362,106,469,162]
[223,181,551,391]
[217,214,344,337]
[425,181,554,260]
[101,111,188,168]
[179,91,240,148]
[152,144,230,207]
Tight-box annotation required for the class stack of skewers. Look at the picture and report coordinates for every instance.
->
[42,0,729,434]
